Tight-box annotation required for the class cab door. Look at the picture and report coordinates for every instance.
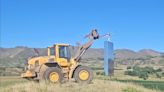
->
[56,45,71,66]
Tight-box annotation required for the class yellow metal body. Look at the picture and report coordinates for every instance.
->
[21,44,78,80]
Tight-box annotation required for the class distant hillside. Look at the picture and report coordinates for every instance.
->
[138,49,161,56]
[115,49,137,59]
[0,46,163,67]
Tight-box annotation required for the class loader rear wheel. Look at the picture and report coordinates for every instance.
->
[74,66,93,84]
[44,67,63,83]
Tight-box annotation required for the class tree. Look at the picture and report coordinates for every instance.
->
[156,72,162,79]
[139,71,148,80]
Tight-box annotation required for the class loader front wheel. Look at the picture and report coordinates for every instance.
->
[74,66,93,84]
[44,67,63,83]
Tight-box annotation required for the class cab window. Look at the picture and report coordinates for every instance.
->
[59,46,70,59]
[50,47,55,56]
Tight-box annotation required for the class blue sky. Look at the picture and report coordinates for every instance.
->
[1,0,164,52]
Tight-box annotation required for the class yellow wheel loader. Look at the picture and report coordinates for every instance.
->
[21,29,99,83]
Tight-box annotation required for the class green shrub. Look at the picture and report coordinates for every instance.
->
[96,71,105,75]
[159,58,164,65]
[127,66,132,70]
[155,68,162,72]
[162,72,164,77]
[138,71,148,80]
[142,67,155,74]
[122,87,142,92]
[124,66,164,80]
[96,72,101,75]
[124,71,138,76]
[156,72,162,79]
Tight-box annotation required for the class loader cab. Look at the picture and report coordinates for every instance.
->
[47,46,56,57]
[48,44,71,66]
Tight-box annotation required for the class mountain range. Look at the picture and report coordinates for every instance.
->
[0,46,163,67]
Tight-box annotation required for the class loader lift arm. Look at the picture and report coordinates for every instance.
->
[74,29,99,62]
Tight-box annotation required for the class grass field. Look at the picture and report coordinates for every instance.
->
[0,65,163,92]
[112,69,164,91]
[117,80,164,91]
[0,76,163,92]
[0,76,28,88]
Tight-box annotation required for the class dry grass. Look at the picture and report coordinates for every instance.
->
[0,79,161,92]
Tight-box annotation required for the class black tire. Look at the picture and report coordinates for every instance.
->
[74,66,93,84]
[43,67,63,83]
